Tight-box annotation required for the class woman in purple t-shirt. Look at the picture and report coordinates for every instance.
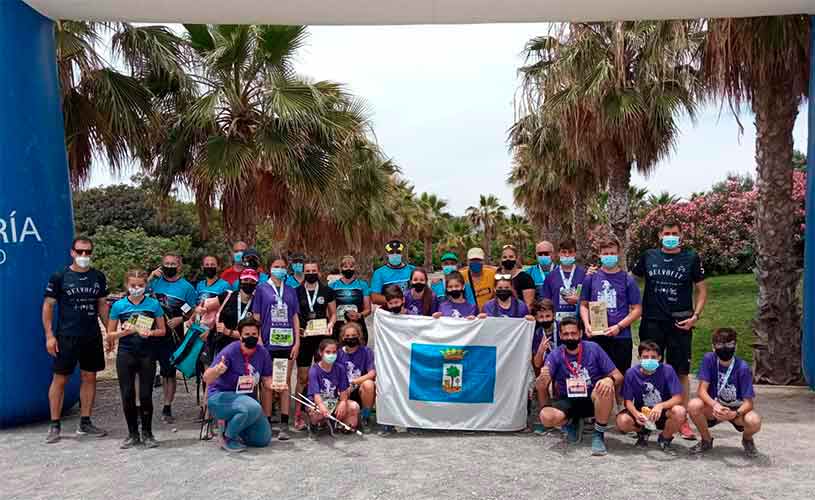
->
[404,268,437,316]
[432,271,478,319]
[307,338,359,432]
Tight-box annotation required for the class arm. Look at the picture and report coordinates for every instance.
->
[151,316,167,337]
[536,366,552,406]
[696,380,717,407]
[202,355,228,385]
[327,300,337,331]
[312,393,330,416]
[361,296,372,318]
[532,337,550,369]
[97,297,110,325]
[522,288,535,308]
[371,293,386,306]
[606,304,642,336]
[352,369,376,386]
[42,298,58,357]
[678,280,708,330]
[290,315,301,360]
[579,301,592,336]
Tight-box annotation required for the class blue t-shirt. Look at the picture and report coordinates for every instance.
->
[196,278,231,302]
[147,277,198,317]
[330,278,370,322]
[370,264,416,294]
[527,264,552,299]
[109,296,165,355]
[431,279,476,306]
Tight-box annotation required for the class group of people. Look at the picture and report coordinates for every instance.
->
[40,219,762,457]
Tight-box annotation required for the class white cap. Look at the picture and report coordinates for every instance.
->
[467,247,485,260]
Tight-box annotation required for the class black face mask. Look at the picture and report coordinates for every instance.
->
[412,283,426,293]
[343,337,360,347]
[715,347,736,361]
[241,336,259,348]
[341,269,355,279]
[537,320,554,330]
[496,289,513,301]
[239,283,257,295]
[162,266,178,278]
[501,259,516,270]
[203,267,217,279]
[563,338,580,350]
[385,304,402,314]
[304,273,319,284]
[447,289,464,299]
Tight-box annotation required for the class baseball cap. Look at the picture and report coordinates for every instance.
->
[384,240,405,254]
[467,248,485,260]
[239,269,259,282]
[242,248,260,260]
[440,252,458,262]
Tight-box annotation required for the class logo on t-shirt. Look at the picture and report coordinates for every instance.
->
[598,280,618,309]
[642,381,663,407]
[717,371,738,403]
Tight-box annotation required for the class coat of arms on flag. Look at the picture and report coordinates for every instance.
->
[441,348,465,393]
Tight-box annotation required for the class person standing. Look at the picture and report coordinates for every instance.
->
[220,241,249,286]
[212,269,260,357]
[499,244,536,309]
[196,255,231,302]
[430,252,476,305]
[527,240,555,299]
[370,240,415,305]
[230,248,269,289]
[329,255,372,343]
[404,268,438,316]
[459,247,497,312]
[288,252,306,288]
[542,239,588,322]
[148,253,198,424]
[632,219,707,440]
[42,237,110,443]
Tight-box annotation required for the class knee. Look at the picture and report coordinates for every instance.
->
[297,371,309,385]
[244,397,263,419]
[616,413,635,432]
[348,401,360,414]
[361,380,376,394]
[687,398,704,416]
[744,411,762,431]
[540,408,563,427]
[80,371,96,383]
[51,374,69,387]
[671,405,687,422]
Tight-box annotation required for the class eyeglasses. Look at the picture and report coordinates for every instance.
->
[73,248,93,256]
[536,251,551,256]
[713,342,737,349]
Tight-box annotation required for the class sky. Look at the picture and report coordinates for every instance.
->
[90,23,809,215]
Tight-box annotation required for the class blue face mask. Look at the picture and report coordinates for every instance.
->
[322,353,337,364]
[469,261,483,273]
[291,262,304,274]
[600,255,619,268]
[233,252,244,263]
[388,254,402,266]
[662,235,680,249]
[640,358,660,373]
[442,265,457,275]
[537,255,552,267]
[560,256,576,266]
[270,268,288,280]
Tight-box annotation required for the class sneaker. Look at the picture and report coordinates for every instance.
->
[77,422,108,437]
[563,422,579,444]
[120,434,141,449]
[657,434,675,453]
[377,425,395,436]
[742,439,759,458]
[679,420,697,440]
[635,430,650,448]
[689,438,714,455]
[591,431,608,456]
[293,414,306,432]
[161,409,175,424]
[359,416,371,434]
[221,437,247,453]
[46,426,61,444]
[277,427,290,441]
[142,432,159,449]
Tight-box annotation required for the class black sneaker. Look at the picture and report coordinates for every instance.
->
[142,432,159,449]
[161,409,175,424]
[46,426,61,444]
[689,438,714,455]
[635,430,650,448]
[742,439,759,458]
[657,434,675,453]
[77,422,108,437]
[120,434,141,449]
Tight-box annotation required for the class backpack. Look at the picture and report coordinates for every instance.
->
[170,322,208,379]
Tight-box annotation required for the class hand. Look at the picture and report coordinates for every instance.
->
[477,313,488,319]
[167,317,182,329]
[676,314,698,331]
[231,329,241,339]
[194,305,206,317]
[150,267,163,280]
[594,377,615,399]
[214,355,228,375]
[346,310,361,321]
[137,328,151,339]
[539,336,551,354]
[319,404,330,417]
[649,404,664,422]
[120,324,136,336]
[634,411,648,426]
[524,315,535,321]
[432,312,442,319]
[290,343,300,361]
[327,321,335,334]
[465,315,476,320]
[430,276,442,285]
[712,402,729,420]
[216,322,226,334]
[604,324,621,337]
[335,401,347,420]
[565,294,579,305]
[105,336,115,353]
[198,328,209,340]
[586,265,598,275]
[584,324,593,338]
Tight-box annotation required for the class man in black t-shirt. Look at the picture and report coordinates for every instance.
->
[633,219,708,440]
[42,237,109,444]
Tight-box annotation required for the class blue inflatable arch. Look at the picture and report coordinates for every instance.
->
[1,0,814,426]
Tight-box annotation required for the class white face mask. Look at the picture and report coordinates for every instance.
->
[128,287,145,297]
[75,256,91,269]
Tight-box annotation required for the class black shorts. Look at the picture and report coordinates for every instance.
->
[589,336,633,372]
[269,348,293,360]
[297,336,327,368]
[151,338,177,378]
[619,408,668,431]
[550,397,596,420]
[707,418,745,433]
[639,319,692,375]
[52,334,106,375]
[349,387,362,406]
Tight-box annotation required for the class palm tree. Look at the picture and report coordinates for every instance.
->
[501,214,535,262]
[465,194,507,262]
[416,193,449,269]
[438,218,475,259]
[703,16,810,384]
[646,191,681,209]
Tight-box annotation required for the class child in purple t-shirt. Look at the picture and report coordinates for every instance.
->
[688,328,761,458]
[404,268,438,316]
[307,338,359,431]
[338,322,376,430]
[432,271,478,319]
[479,276,533,319]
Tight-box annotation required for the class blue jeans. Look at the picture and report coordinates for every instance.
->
[207,392,271,447]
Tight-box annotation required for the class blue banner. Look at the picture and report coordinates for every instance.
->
[408,343,496,404]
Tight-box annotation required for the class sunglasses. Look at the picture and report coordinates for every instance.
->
[713,342,737,349]
[495,273,513,280]
[536,251,552,256]
[73,248,93,256]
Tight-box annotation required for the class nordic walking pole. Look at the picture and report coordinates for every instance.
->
[290,393,363,436]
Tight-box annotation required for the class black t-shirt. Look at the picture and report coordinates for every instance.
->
[210,291,255,354]
[45,267,108,337]
[632,248,705,320]
[296,283,336,326]
[512,271,536,299]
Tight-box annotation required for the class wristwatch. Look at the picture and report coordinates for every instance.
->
[735,409,742,419]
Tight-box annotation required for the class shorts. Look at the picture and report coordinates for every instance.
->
[618,408,668,430]
[639,319,692,375]
[297,336,327,368]
[349,387,362,406]
[589,336,633,372]
[549,397,596,420]
[152,338,177,378]
[52,334,105,375]
[707,418,745,433]
[269,348,293,360]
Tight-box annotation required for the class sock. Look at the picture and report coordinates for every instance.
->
[361,408,371,419]
[281,414,289,425]
[162,405,171,415]
[80,416,91,426]
[594,422,609,434]
[50,419,61,429]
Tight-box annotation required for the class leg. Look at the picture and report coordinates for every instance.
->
[342,400,360,429]
[137,356,157,435]
[116,352,140,436]
[163,375,177,407]
[687,398,713,441]
[295,365,310,426]
[262,385,274,417]
[240,406,272,447]
[276,358,294,440]
[359,380,376,411]
[742,411,762,440]
[539,406,568,428]
[78,370,97,418]
[591,390,615,455]
[48,374,69,421]
[662,406,686,439]
[615,411,639,433]
[666,323,695,439]
[76,333,106,419]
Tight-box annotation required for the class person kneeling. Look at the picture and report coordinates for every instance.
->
[338,323,376,432]
[688,327,761,458]
[537,317,622,456]
[308,338,360,435]
[616,341,685,452]
[203,318,273,453]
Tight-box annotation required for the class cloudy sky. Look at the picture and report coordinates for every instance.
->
[90,23,809,215]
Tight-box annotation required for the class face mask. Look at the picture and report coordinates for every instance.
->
[341,269,355,279]
[270,268,288,280]
[75,256,91,269]
[537,320,554,330]
[291,262,304,274]
[662,235,680,249]
[600,255,619,268]
[239,283,257,295]
[501,259,516,270]
[560,256,576,266]
[412,282,426,292]
[563,338,580,350]
[640,359,660,372]
[322,353,337,364]
[388,254,402,266]
[537,255,552,267]
[128,287,145,297]
[162,266,178,278]
[447,289,464,299]
[496,290,513,301]
[203,267,217,279]
[241,336,259,348]
[233,252,244,263]
[469,262,483,273]
[343,338,360,347]
[715,347,736,361]
[385,304,402,314]
[304,273,319,284]
[442,265,457,275]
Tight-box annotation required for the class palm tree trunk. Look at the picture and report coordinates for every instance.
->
[606,151,631,269]
[195,188,211,241]
[483,225,492,264]
[222,182,258,245]
[423,236,433,270]
[751,83,804,385]
[573,192,591,263]
[543,218,563,247]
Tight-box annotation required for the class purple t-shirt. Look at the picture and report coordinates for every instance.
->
[622,364,682,409]
[483,297,529,318]
[436,300,478,318]
[307,361,350,405]
[580,269,641,339]
[206,341,272,397]
[542,265,587,316]
[404,289,438,316]
[251,280,300,350]
[532,324,557,356]
[697,353,755,406]
[338,346,375,384]
[544,341,617,398]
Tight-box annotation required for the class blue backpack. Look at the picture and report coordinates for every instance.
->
[170,322,207,379]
